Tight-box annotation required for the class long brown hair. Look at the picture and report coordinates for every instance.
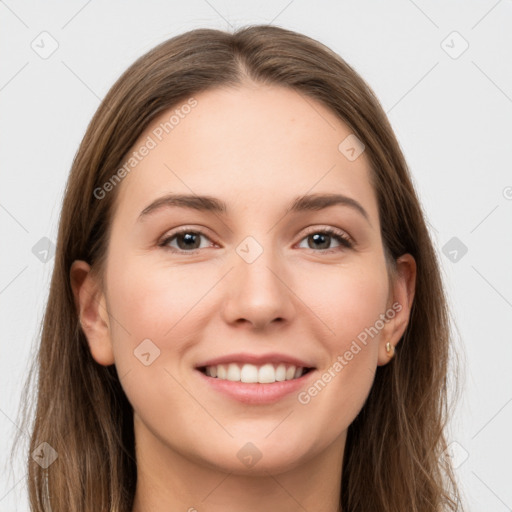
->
[11,24,464,511]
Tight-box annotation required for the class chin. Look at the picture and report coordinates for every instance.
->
[194,436,316,476]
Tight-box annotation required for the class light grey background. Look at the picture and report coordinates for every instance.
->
[1,1,511,510]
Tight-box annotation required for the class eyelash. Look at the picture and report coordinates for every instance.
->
[158,226,354,255]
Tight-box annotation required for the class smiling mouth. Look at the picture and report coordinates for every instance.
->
[197,363,314,384]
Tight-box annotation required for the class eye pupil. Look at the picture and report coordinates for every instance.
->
[177,232,200,250]
[309,233,330,250]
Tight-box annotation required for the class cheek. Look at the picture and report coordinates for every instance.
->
[292,262,388,418]
[105,253,217,358]
[295,260,389,348]
[103,256,215,425]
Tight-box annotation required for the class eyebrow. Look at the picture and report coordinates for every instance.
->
[137,192,371,225]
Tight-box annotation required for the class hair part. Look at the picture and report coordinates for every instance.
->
[11,24,464,511]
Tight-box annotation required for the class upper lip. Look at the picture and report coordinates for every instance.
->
[195,352,315,369]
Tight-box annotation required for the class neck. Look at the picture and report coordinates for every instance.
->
[131,418,345,512]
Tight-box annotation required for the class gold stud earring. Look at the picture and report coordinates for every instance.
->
[385,342,395,358]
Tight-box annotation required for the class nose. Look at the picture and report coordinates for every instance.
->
[220,240,296,331]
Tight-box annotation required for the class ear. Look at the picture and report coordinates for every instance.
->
[70,260,115,366]
[377,253,416,366]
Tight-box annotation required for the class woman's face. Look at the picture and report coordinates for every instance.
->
[73,83,415,476]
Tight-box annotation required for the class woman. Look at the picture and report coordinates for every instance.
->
[13,24,464,511]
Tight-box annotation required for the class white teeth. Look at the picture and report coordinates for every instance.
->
[240,364,258,383]
[258,363,276,383]
[285,366,296,380]
[217,364,227,379]
[226,363,241,382]
[203,363,309,383]
[275,364,286,382]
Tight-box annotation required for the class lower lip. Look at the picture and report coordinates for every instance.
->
[195,369,316,405]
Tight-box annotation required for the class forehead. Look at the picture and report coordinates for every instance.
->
[112,84,379,225]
